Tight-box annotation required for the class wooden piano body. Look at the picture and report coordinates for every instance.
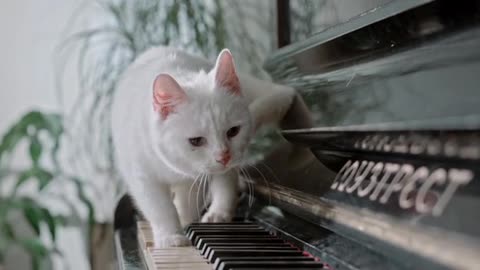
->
[113,1,480,269]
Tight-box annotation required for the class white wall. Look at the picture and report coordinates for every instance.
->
[0,1,89,270]
[0,1,84,131]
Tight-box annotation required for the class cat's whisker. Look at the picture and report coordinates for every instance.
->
[188,173,202,209]
[258,162,281,184]
[248,173,255,207]
[196,173,206,219]
[239,168,248,205]
[240,167,254,207]
[202,174,209,212]
[202,174,209,216]
[244,170,254,207]
[246,163,272,205]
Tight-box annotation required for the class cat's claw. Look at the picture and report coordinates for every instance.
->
[201,209,232,223]
[154,234,190,248]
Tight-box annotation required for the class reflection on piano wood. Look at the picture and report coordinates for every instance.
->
[137,220,328,270]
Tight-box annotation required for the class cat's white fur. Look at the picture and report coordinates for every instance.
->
[111,47,294,247]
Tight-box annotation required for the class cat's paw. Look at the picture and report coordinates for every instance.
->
[201,209,233,223]
[154,234,190,248]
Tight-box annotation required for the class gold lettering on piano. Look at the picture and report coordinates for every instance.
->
[432,169,473,216]
[357,162,383,197]
[415,168,446,214]
[337,160,359,192]
[345,161,374,194]
[398,167,429,209]
[354,134,480,159]
[330,160,473,216]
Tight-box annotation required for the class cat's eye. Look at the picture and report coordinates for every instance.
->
[189,137,206,147]
[226,126,241,138]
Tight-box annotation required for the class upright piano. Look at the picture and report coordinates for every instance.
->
[113,0,480,269]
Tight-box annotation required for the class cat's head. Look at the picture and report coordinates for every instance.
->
[150,49,253,178]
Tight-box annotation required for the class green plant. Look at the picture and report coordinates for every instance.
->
[0,111,94,270]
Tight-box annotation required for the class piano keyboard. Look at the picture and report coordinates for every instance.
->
[137,221,328,270]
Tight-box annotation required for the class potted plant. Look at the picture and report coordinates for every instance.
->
[0,111,94,270]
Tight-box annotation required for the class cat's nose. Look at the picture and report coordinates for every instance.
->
[216,150,231,166]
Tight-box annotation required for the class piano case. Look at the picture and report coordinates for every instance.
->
[113,1,480,269]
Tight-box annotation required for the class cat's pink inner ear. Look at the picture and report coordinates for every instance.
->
[152,74,186,119]
[213,49,241,95]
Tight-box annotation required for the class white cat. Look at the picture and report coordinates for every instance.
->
[111,47,295,247]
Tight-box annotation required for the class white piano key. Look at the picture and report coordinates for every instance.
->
[138,221,211,270]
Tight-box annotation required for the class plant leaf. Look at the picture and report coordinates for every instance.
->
[42,113,63,138]
[70,177,95,226]
[2,221,15,239]
[29,136,42,165]
[19,238,49,270]
[0,117,27,159]
[14,169,33,192]
[53,214,69,226]
[33,168,54,191]
[21,238,49,257]
[0,111,62,164]
[40,208,57,242]
[23,204,41,236]
[16,168,54,191]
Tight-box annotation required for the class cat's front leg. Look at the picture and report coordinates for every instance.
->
[201,169,238,222]
[171,182,204,227]
[131,179,190,247]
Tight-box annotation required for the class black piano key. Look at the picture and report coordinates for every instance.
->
[186,221,325,269]
[189,226,265,234]
[205,246,297,259]
[188,226,266,235]
[207,249,303,263]
[186,225,261,236]
[196,236,284,250]
[192,230,271,245]
[185,223,259,234]
[229,268,326,270]
[188,221,253,225]
[187,226,264,239]
[186,222,254,229]
[216,261,325,270]
[187,222,255,227]
[191,230,270,244]
[201,242,291,256]
[213,256,315,270]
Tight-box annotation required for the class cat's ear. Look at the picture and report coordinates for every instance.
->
[153,74,187,120]
[212,49,241,95]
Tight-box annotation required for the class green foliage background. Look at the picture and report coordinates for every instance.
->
[0,112,94,270]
